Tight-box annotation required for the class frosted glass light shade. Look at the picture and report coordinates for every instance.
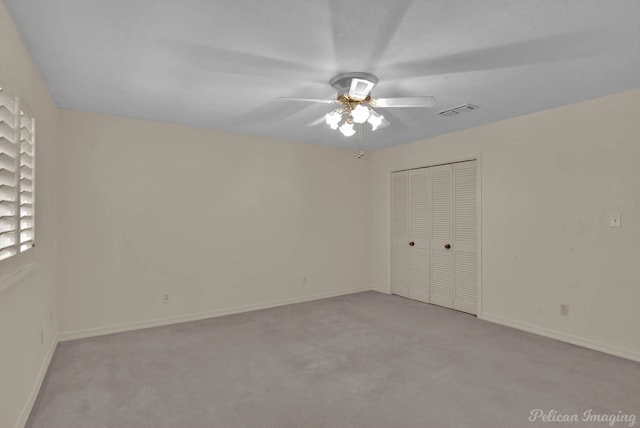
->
[325,110,342,130]
[351,104,371,123]
[339,121,356,137]
[368,110,384,131]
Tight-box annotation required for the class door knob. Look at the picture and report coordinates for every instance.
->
[409,241,415,247]
[444,244,451,249]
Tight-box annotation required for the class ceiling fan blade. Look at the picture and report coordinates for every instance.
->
[327,0,413,71]
[307,116,327,127]
[373,96,436,108]
[360,0,414,69]
[279,97,339,104]
[160,40,328,82]
[379,31,607,79]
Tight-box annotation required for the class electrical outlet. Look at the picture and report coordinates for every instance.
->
[560,304,569,316]
[162,292,170,304]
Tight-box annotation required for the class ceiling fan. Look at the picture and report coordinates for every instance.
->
[280,72,436,154]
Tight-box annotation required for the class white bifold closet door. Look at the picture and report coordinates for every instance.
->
[391,168,430,302]
[391,160,477,315]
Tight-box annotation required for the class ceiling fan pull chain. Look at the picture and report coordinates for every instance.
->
[358,124,364,159]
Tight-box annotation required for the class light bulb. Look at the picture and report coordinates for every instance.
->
[339,121,356,137]
[325,110,342,130]
[351,104,371,124]
[367,110,384,131]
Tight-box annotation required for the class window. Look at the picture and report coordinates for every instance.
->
[0,86,35,261]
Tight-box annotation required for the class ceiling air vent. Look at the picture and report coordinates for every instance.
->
[438,104,479,117]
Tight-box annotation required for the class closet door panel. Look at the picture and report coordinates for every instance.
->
[392,246,410,297]
[429,165,453,308]
[391,171,409,298]
[454,252,477,313]
[409,247,429,302]
[453,161,478,314]
[409,169,430,302]
[430,249,453,307]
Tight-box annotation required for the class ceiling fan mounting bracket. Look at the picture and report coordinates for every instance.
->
[337,94,372,109]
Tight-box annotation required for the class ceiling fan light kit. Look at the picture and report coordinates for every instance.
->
[283,72,437,155]
[323,73,387,137]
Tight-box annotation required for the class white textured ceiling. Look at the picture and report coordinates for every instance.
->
[5,0,640,150]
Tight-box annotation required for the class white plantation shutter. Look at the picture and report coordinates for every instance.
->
[0,85,35,261]
[0,87,19,260]
[19,111,35,251]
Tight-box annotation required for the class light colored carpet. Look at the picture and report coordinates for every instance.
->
[27,291,640,428]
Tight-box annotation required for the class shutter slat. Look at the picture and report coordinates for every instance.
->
[0,105,14,126]
[0,133,17,151]
[0,152,16,169]
[0,91,16,114]
[0,123,17,141]
[0,247,17,261]
[21,142,33,155]
[0,225,16,234]
[20,242,34,252]
[0,169,15,186]
[0,243,17,252]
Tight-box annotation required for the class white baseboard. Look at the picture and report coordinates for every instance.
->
[15,336,57,428]
[481,312,640,363]
[59,287,370,342]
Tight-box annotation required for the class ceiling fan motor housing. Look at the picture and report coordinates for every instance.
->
[329,72,379,99]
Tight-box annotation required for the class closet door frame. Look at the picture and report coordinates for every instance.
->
[388,154,482,317]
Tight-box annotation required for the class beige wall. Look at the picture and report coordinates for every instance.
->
[0,2,59,428]
[371,88,640,361]
[57,110,371,337]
